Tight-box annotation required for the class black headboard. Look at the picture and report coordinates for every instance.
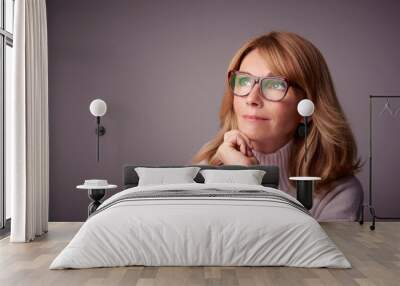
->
[122,164,279,189]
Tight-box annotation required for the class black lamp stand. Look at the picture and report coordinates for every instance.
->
[295,180,314,210]
[95,116,106,162]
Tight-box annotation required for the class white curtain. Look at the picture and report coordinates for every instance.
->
[8,0,49,242]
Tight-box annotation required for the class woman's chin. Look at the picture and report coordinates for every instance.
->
[239,126,273,141]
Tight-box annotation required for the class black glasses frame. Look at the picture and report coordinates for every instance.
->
[228,70,297,102]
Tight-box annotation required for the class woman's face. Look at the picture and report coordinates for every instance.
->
[233,48,303,149]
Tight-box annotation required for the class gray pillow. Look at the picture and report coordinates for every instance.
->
[135,167,201,186]
[200,169,266,185]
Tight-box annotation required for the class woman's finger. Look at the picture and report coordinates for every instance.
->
[236,136,247,155]
[237,130,253,149]
[224,130,237,141]
[246,145,253,157]
[226,129,253,149]
[224,131,241,146]
[238,135,256,158]
[224,130,254,156]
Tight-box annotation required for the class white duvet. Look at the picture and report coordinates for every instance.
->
[50,183,351,269]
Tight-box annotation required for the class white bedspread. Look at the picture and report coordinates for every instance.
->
[49,183,351,269]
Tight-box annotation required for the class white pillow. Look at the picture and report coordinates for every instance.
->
[135,167,201,186]
[200,169,266,185]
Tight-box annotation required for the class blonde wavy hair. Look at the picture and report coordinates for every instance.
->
[191,31,363,194]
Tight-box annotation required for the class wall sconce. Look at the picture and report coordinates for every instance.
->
[89,99,107,162]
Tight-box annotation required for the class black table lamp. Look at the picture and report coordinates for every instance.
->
[89,99,107,162]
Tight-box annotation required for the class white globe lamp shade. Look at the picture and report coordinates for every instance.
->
[297,99,314,117]
[90,99,107,117]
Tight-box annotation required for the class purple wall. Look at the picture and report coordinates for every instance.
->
[47,0,400,221]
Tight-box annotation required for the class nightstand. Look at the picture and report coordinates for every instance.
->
[289,176,321,210]
[76,180,117,217]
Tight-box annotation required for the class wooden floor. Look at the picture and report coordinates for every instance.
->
[0,222,399,286]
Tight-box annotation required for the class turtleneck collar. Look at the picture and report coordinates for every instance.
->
[251,138,294,162]
[251,137,296,196]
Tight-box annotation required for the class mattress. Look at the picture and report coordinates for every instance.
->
[49,183,351,269]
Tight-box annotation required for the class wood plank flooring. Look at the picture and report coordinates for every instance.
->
[0,222,399,286]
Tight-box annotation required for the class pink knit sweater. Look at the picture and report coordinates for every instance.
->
[198,139,364,222]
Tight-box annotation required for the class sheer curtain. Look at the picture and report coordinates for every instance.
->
[8,0,49,242]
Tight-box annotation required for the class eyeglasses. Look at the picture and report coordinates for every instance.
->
[228,70,294,102]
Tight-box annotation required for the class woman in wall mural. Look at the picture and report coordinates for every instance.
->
[191,31,364,221]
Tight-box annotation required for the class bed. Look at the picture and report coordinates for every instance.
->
[49,164,351,269]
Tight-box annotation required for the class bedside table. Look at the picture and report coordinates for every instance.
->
[76,181,117,217]
[289,176,321,210]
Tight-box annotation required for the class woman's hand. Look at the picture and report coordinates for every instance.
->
[215,130,259,166]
